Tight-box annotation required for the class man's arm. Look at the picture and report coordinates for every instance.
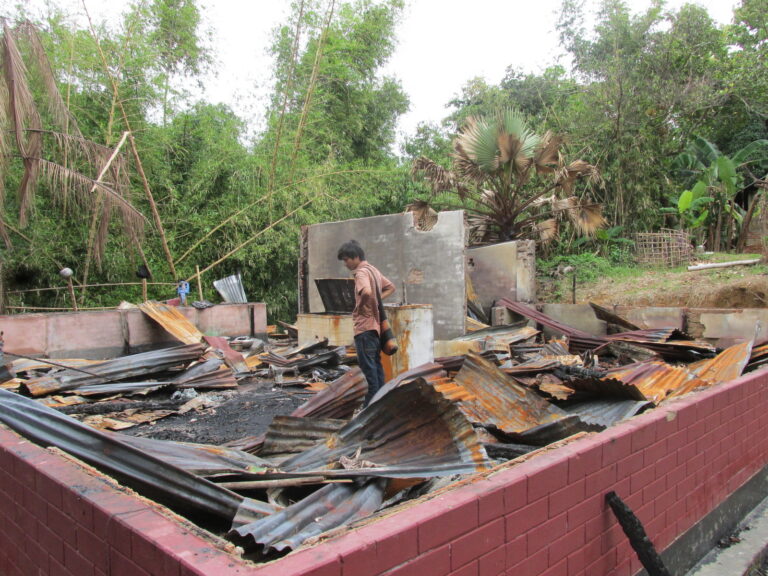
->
[380,275,395,300]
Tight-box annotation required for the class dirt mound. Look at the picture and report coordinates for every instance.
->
[558,268,768,309]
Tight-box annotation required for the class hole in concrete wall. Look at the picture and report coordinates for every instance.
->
[407,202,439,231]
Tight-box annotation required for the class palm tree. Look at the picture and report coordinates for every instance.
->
[412,108,605,245]
[0,20,145,265]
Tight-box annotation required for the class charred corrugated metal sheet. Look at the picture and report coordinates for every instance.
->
[213,273,248,304]
[113,434,272,477]
[202,336,248,373]
[21,343,205,397]
[371,362,448,403]
[139,301,204,344]
[747,342,768,372]
[606,329,716,362]
[0,389,274,527]
[455,323,539,351]
[278,378,490,478]
[292,367,367,420]
[230,479,385,553]
[452,352,569,434]
[314,278,356,313]
[499,299,607,353]
[260,416,346,456]
[589,302,641,332]
[563,399,652,427]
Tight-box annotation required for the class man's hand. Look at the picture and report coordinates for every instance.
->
[381,286,395,300]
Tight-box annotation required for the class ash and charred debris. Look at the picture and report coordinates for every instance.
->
[0,299,764,563]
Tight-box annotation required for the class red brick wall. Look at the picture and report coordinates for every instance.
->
[2,368,767,576]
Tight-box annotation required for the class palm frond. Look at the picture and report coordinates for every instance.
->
[565,201,606,236]
[20,21,81,135]
[533,131,563,174]
[537,218,558,244]
[455,115,499,174]
[405,200,439,231]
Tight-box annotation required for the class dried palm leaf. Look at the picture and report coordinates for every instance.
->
[537,218,558,244]
[20,22,80,135]
[533,131,563,174]
[405,201,439,232]
[566,202,606,236]
[455,115,499,174]
[412,156,456,194]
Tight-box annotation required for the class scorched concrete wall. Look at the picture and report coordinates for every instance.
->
[0,303,266,359]
[300,211,467,339]
[2,367,768,575]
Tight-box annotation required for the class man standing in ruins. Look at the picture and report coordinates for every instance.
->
[337,240,395,406]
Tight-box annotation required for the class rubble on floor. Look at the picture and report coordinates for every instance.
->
[0,300,765,563]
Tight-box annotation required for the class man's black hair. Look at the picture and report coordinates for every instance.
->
[337,240,365,261]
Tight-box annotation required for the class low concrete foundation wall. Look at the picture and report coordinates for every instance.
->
[2,365,767,575]
[0,303,267,359]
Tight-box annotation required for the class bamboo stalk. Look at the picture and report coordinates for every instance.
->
[175,168,392,265]
[82,4,177,279]
[186,197,316,282]
[268,0,306,192]
[290,0,336,169]
[8,281,177,295]
[196,265,203,301]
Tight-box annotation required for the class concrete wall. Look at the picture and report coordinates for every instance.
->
[467,240,536,312]
[301,211,467,339]
[3,366,768,575]
[0,303,266,359]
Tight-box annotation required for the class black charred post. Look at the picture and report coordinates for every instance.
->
[605,491,672,576]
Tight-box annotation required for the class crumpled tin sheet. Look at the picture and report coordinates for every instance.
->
[589,302,640,331]
[112,433,273,477]
[455,324,540,351]
[0,389,273,527]
[563,399,653,428]
[686,340,753,386]
[213,273,248,304]
[747,342,768,372]
[139,300,204,344]
[499,299,607,353]
[606,329,716,362]
[260,416,346,457]
[22,343,206,397]
[603,361,706,404]
[278,378,490,478]
[370,362,448,404]
[451,352,569,434]
[230,479,385,553]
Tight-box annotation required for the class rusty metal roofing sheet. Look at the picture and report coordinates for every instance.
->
[370,362,448,404]
[499,299,607,353]
[139,300,204,344]
[113,433,272,477]
[747,343,768,372]
[0,388,274,527]
[605,329,716,362]
[603,361,706,404]
[260,416,346,456]
[292,367,367,420]
[563,399,652,428]
[202,336,248,373]
[589,302,641,331]
[455,324,540,351]
[451,352,569,434]
[22,343,206,397]
[230,479,385,553]
[278,378,490,478]
[686,340,753,386]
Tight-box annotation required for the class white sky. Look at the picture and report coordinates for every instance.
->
[8,0,739,140]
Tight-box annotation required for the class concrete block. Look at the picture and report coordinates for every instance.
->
[698,308,768,343]
[618,306,685,330]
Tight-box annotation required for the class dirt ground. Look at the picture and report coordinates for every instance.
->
[540,264,768,309]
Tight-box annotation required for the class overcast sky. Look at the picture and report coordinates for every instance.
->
[11,0,739,139]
